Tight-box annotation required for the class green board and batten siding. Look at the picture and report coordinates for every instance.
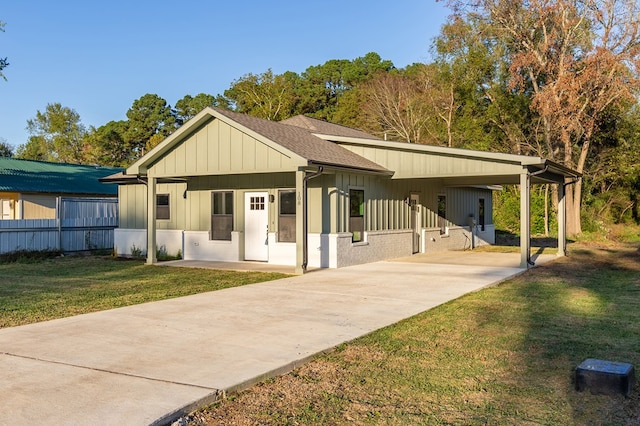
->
[148,119,300,178]
[340,144,522,180]
[119,174,297,232]
[328,173,487,234]
[119,168,492,235]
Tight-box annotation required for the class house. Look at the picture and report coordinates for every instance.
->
[106,107,580,273]
[0,158,122,219]
[0,158,123,254]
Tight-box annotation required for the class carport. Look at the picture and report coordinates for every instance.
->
[434,157,581,268]
[333,139,582,268]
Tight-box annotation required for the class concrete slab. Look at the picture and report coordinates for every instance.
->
[0,258,536,425]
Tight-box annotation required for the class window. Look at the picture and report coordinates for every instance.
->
[156,194,170,220]
[349,189,364,242]
[478,198,485,232]
[278,190,296,242]
[211,191,233,240]
[249,195,265,211]
[437,194,447,235]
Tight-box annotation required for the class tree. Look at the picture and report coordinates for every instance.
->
[18,103,87,163]
[175,93,226,124]
[83,120,131,167]
[447,0,640,235]
[125,94,177,156]
[224,70,299,121]
[0,138,13,157]
[0,21,8,81]
[297,53,394,121]
[359,68,433,143]
[583,105,640,225]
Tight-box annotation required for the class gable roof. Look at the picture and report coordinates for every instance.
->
[0,158,123,195]
[127,107,390,176]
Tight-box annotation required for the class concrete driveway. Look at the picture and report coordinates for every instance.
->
[0,256,544,425]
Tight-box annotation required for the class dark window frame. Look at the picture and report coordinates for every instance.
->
[478,198,486,232]
[278,190,296,243]
[437,194,447,235]
[349,189,365,242]
[156,193,170,220]
[211,191,234,241]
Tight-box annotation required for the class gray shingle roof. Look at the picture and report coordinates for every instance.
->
[212,108,389,173]
[280,115,383,140]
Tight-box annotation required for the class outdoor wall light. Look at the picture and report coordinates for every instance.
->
[269,194,275,203]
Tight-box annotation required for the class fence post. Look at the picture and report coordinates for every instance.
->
[57,196,62,251]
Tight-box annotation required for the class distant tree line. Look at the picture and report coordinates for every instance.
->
[8,0,640,235]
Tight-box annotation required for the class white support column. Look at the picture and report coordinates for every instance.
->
[557,180,567,257]
[520,170,531,268]
[295,170,304,274]
[146,176,157,265]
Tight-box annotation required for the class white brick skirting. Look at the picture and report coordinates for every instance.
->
[114,229,182,257]
[183,231,242,262]
[269,230,414,268]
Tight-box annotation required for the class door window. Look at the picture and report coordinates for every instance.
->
[349,189,364,242]
[211,191,233,240]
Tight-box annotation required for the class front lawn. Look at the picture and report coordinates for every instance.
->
[0,256,288,328]
[196,243,640,425]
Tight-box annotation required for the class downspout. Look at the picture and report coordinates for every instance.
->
[302,166,324,272]
[524,165,549,266]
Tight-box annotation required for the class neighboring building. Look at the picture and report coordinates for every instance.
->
[105,107,579,273]
[0,158,122,219]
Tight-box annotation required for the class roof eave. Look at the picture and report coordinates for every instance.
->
[306,160,393,177]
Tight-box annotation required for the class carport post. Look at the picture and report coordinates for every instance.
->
[520,170,531,268]
[295,170,304,274]
[146,175,157,265]
[557,180,567,257]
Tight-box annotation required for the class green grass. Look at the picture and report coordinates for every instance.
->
[200,244,640,425]
[0,256,288,328]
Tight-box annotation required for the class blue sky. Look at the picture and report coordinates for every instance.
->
[1,1,450,151]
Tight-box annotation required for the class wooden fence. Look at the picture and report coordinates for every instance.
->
[0,197,118,254]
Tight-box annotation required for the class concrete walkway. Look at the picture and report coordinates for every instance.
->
[0,256,547,425]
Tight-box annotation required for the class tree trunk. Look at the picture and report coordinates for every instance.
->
[565,180,582,236]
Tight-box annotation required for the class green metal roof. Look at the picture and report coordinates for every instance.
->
[0,158,123,195]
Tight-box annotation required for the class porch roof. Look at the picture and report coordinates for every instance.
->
[314,135,581,185]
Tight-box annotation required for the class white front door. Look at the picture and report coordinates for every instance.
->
[244,192,269,261]
[410,194,420,253]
